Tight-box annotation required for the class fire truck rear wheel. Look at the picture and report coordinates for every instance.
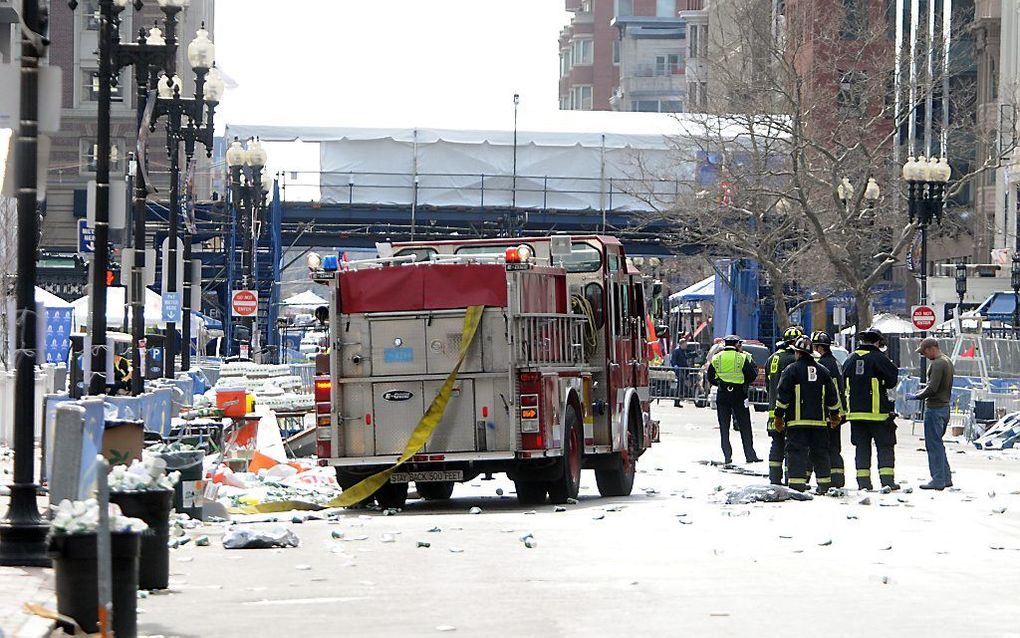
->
[514,481,548,505]
[547,404,582,504]
[416,481,455,501]
[595,402,639,497]
[374,481,409,509]
[335,469,374,508]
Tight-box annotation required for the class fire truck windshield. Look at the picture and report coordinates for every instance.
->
[559,242,602,273]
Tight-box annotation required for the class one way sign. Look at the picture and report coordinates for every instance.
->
[78,219,95,254]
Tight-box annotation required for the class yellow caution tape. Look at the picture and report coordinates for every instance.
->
[228,305,484,514]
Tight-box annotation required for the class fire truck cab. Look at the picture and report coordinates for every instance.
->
[312,235,655,508]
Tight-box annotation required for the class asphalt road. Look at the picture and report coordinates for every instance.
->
[138,404,1020,638]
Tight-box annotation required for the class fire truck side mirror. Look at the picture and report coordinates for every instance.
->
[314,305,329,325]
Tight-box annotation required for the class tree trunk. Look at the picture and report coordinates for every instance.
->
[855,288,873,332]
[769,274,791,333]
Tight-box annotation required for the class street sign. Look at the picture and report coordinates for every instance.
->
[911,305,937,331]
[833,306,847,327]
[162,291,182,323]
[78,219,95,254]
[231,290,258,317]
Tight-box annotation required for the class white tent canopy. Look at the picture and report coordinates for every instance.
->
[35,287,73,308]
[71,287,206,333]
[839,312,919,336]
[281,290,328,308]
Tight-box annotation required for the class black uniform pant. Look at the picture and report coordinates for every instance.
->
[716,385,757,463]
[829,423,845,488]
[785,426,831,492]
[767,427,785,485]
[850,418,897,489]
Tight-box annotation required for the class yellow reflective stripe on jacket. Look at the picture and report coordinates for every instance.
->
[846,363,889,421]
[711,350,747,384]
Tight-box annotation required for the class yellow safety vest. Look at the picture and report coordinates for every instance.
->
[711,349,748,385]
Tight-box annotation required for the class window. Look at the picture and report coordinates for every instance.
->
[80,139,124,174]
[456,243,535,257]
[656,54,683,76]
[581,0,592,11]
[572,38,593,66]
[657,0,675,17]
[572,85,593,110]
[660,100,683,113]
[560,52,570,77]
[689,24,699,58]
[80,69,123,103]
[394,247,437,261]
[615,0,634,17]
[634,100,660,113]
[837,70,865,115]
[561,242,603,272]
[82,0,100,30]
[699,81,707,109]
[612,40,620,65]
[584,283,606,329]
[841,0,867,40]
[688,82,698,108]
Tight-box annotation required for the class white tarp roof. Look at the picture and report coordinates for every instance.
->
[36,287,73,308]
[227,113,783,211]
[281,290,327,308]
[669,275,715,303]
[839,313,919,335]
[71,287,206,332]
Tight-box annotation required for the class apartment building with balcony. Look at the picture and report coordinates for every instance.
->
[559,0,682,111]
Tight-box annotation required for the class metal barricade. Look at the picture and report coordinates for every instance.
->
[649,366,705,403]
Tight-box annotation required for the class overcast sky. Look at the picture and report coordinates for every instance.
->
[213,1,571,131]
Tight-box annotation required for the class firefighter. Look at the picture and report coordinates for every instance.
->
[773,336,842,494]
[764,326,802,484]
[842,327,901,491]
[707,334,760,465]
[812,330,846,488]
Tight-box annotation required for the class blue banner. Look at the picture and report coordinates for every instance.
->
[44,307,73,364]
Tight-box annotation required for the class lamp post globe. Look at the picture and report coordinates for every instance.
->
[246,138,268,169]
[157,0,190,7]
[204,65,225,103]
[226,138,246,168]
[157,73,183,98]
[187,25,215,71]
[146,25,166,46]
[864,177,880,202]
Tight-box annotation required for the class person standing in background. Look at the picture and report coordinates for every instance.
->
[707,335,761,465]
[910,338,956,490]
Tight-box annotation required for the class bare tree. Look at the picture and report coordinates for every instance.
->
[638,0,1016,330]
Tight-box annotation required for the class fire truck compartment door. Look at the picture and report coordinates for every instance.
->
[372,381,425,455]
[370,318,427,376]
[425,315,483,375]
[422,379,475,452]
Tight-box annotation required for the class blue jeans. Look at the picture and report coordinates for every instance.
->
[923,406,952,486]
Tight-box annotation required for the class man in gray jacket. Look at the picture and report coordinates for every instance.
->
[910,338,955,490]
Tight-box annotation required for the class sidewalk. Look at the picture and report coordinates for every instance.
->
[0,564,55,638]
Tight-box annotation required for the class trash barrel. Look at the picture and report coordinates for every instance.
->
[110,489,174,590]
[50,531,141,636]
[157,450,205,520]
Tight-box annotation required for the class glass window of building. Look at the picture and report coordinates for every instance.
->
[573,38,593,66]
[657,0,675,17]
[615,0,634,16]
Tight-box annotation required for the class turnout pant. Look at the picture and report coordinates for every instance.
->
[767,420,786,485]
[785,426,831,492]
[716,385,757,463]
[850,418,897,489]
[828,423,845,488]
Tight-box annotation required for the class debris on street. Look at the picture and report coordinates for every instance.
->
[222,526,300,549]
[725,485,814,504]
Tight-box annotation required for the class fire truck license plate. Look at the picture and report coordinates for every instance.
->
[390,470,463,484]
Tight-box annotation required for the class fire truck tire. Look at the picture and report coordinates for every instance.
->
[416,481,455,501]
[595,403,639,497]
[374,481,409,509]
[547,404,582,504]
[514,481,548,505]
[335,470,374,508]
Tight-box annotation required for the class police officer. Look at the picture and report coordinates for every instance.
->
[707,334,760,464]
[764,326,802,484]
[811,331,846,488]
[774,336,842,494]
[842,327,900,491]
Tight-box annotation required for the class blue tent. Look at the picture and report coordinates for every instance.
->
[976,292,1018,322]
[669,275,715,303]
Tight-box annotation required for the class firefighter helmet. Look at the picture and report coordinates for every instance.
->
[857,326,885,344]
[790,336,813,355]
[810,331,833,346]
[783,326,804,343]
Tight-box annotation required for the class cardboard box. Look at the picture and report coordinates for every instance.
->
[101,419,144,466]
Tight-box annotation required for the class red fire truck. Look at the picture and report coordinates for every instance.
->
[310,235,656,508]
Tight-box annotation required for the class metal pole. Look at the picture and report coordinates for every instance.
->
[164,136,179,378]
[248,174,260,355]
[908,0,919,157]
[130,66,150,395]
[920,221,928,383]
[512,94,519,210]
[88,0,115,395]
[181,236,192,371]
[0,0,50,567]
[924,0,935,158]
[941,0,952,155]
[894,0,904,171]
